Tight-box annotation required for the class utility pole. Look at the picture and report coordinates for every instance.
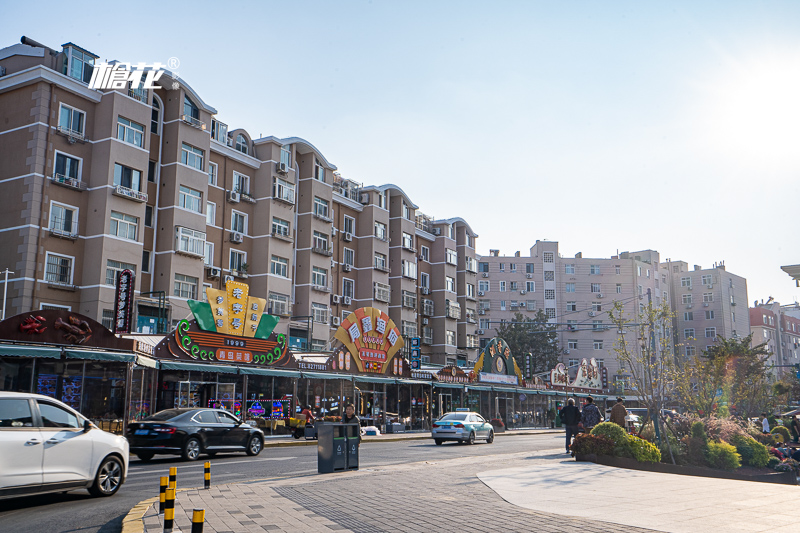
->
[1,268,13,320]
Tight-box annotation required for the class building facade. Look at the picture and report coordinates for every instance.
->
[0,37,478,365]
[749,300,800,379]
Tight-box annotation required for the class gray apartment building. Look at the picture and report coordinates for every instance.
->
[0,37,478,365]
[749,300,800,379]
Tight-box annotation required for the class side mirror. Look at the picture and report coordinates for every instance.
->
[83,419,92,433]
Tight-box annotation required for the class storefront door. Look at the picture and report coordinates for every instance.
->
[439,393,452,418]
[356,389,384,428]
[176,381,236,411]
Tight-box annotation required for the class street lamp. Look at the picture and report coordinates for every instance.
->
[1,268,13,320]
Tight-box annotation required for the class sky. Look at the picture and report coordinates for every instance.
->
[4,1,800,305]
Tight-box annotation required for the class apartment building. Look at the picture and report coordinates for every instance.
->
[0,37,477,365]
[477,241,668,383]
[749,300,800,378]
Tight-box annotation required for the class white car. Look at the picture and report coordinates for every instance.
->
[0,391,129,499]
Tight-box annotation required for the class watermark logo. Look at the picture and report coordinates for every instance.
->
[88,62,167,91]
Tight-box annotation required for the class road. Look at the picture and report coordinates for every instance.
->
[0,432,564,533]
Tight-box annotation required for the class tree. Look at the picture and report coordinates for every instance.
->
[495,311,562,378]
[673,351,728,417]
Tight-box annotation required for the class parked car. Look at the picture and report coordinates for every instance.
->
[431,411,494,445]
[0,391,129,499]
[127,408,264,461]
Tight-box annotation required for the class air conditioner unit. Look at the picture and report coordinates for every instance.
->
[482,272,489,278]
[588,311,596,317]
[421,287,430,295]
[432,228,442,236]
[422,318,429,325]
[703,302,709,307]
[207,266,221,278]
[565,349,570,354]
[478,291,484,296]
[276,162,288,174]
[520,290,527,295]
[332,295,341,304]
[707,284,713,289]
[343,264,352,272]
[477,330,485,335]
[685,304,692,309]
[224,275,234,283]
[227,190,240,203]
[332,316,341,326]
[344,296,352,305]
[359,193,370,204]
[230,232,244,244]
[526,274,533,279]
[479,309,486,315]
[597,293,604,298]
[343,232,353,242]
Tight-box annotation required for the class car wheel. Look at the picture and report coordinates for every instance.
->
[246,435,263,456]
[136,453,154,462]
[486,431,494,444]
[467,432,476,445]
[88,456,124,497]
[182,437,201,461]
[434,439,443,445]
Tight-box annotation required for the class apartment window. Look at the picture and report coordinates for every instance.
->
[565,283,575,293]
[49,203,77,235]
[377,192,386,209]
[510,263,517,273]
[592,320,603,330]
[179,186,202,213]
[310,231,328,252]
[268,293,289,315]
[176,227,205,256]
[567,319,578,330]
[229,249,246,272]
[142,250,151,272]
[280,145,291,167]
[479,300,490,311]
[110,211,138,241]
[146,161,156,183]
[500,301,507,311]
[445,276,456,292]
[270,255,289,277]
[313,158,325,182]
[466,256,477,273]
[183,96,199,121]
[58,104,85,136]
[705,310,715,320]
[312,303,328,324]
[402,291,417,310]
[701,274,712,285]
[151,99,160,133]
[208,162,218,186]
[203,242,213,266]
[343,278,354,299]
[117,117,145,147]
[705,327,716,338]
[615,266,621,275]
[374,252,387,270]
[420,246,430,262]
[616,283,622,294]
[113,163,141,191]
[510,281,518,291]
[423,298,435,316]
[402,260,417,279]
[272,217,290,237]
[181,143,204,171]
[638,285,643,296]
[685,345,696,357]
[566,301,577,312]
[524,263,533,274]
[637,266,642,277]
[231,172,250,195]
[543,253,554,263]
[527,300,537,311]
[684,312,693,321]
[343,215,355,235]
[45,253,73,284]
[684,328,695,340]
[235,134,248,155]
[591,283,601,293]
[402,232,414,250]
[478,280,489,292]
[374,282,391,303]
[545,289,555,300]
[314,197,330,219]
[646,269,650,278]
[231,211,247,234]
[446,330,456,346]
[312,267,327,287]
[206,202,216,226]
[343,248,355,267]
[211,119,227,144]
[681,277,691,288]
[54,152,81,181]
[374,221,387,240]
[274,177,295,203]
[467,283,475,298]
[565,264,575,274]
[499,263,505,272]
[480,262,490,273]
[592,302,602,312]
[682,294,693,305]
[544,271,554,281]
[174,274,198,299]
[590,265,600,275]
[593,340,604,350]
[567,339,578,350]
[420,272,430,289]
[703,293,713,303]
[402,203,411,220]
[526,281,535,292]
[65,46,94,83]
[499,281,506,292]
[479,318,490,329]
[105,260,136,286]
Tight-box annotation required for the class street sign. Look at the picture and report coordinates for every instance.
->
[410,338,421,369]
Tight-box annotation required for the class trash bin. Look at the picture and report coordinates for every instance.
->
[317,423,347,473]
[344,423,360,470]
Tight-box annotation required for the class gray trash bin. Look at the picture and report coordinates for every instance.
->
[344,423,360,470]
[317,423,346,473]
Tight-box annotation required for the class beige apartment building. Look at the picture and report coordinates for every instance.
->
[0,37,478,365]
[749,301,800,379]
[477,241,669,386]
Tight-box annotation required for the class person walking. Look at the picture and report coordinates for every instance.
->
[610,397,627,429]
[560,398,581,453]
[790,415,800,443]
[762,415,770,434]
[581,396,602,433]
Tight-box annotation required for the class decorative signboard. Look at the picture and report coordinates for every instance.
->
[471,337,525,385]
[0,309,133,350]
[550,358,605,390]
[113,269,135,334]
[333,307,405,374]
[437,365,469,384]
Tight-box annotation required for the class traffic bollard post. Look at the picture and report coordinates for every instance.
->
[159,476,168,514]
[163,487,175,533]
[203,461,210,489]
[191,508,205,533]
[168,466,177,490]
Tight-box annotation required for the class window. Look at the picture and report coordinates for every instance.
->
[526,263,534,274]
[146,160,156,183]
[402,291,417,309]
[526,281,535,292]
[423,298,435,316]
[544,271,554,281]
[565,264,575,274]
[681,277,692,288]
[312,267,327,287]
[480,262,490,273]
[0,398,34,427]
[179,185,202,213]
[446,276,456,292]
[590,265,600,275]
[54,152,81,181]
[374,252,387,270]
[181,143,204,171]
[638,285,643,296]
[49,202,77,235]
[565,283,575,293]
[231,211,247,234]
[402,232,414,250]
[446,330,456,346]
[705,310,715,320]
[208,162,218,186]
[705,327,716,338]
[142,250,151,272]
[38,401,80,429]
[592,320,603,330]
[314,197,330,219]
[545,289,555,300]
[234,134,248,155]
[593,340,604,350]
[174,274,198,299]
[117,117,144,147]
[703,293,714,303]
[479,318,490,329]
[420,272,430,289]
[343,215,355,235]
[637,266,642,277]
[444,249,458,266]
[58,104,85,136]
[566,301,577,311]
[280,145,291,167]
[343,248,355,267]
[230,172,250,196]
[183,96,199,121]
[271,255,289,277]
[684,328,695,340]
[110,211,138,240]
[615,266,621,275]
[499,263,505,272]
[206,202,216,226]
[543,252,554,263]
[566,319,577,330]
[701,274,712,285]
[105,260,136,286]
[45,253,73,284]
[616,283,622,294]
[568,339,578,350]
[510,281,518,291]
[592,302,602,312]
[510,263,517,273]
[272,217,290,237]
[176,227,205,256]
[402,202,412,220]
[684,312,693,321]
[374,221,387,240]
[274,177,295,204]
[499,281,506,292]
[229,249,246,272]
[343,278,354,299]
[402,260,417,279]
[314,158,325,182]
[312,303,328,324]
[313,231,329,252]
[65,46,94,84]
[478,280,489,292]
[203,242,213,266]
[465,256,477,273]
[420,246,430,262]
[269,293,289,315]
[682,294,693,305]
[685,345,696,357]
[467,283,475,298]
[113,163,141,191]
[374,282,391,303]
[151,99,160,133]
[211,119,228,144]
[500,301,507,311]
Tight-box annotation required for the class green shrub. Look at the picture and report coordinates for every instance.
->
[639,421,656,443]
[691,421,707,441]
[729,435,769,468]
[591,422,629,446]
[628,434,661,463]
[706,441,741,470]
[771,426,791,443]
[570,433,614,456]
[660,436,687,465]
[767,456,780,469]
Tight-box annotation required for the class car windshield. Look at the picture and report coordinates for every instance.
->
[145,409,186,421]
[439,413,468,421]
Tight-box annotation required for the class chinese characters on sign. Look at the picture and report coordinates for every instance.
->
[113,269,134,334]
[206,282,266,337]
[88,62,165,91]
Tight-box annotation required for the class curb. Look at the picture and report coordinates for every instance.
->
[260,429,564,447]
[121,496,156,533]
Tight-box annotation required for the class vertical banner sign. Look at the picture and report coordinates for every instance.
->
[410,337,421,370]
[114,269,135,334]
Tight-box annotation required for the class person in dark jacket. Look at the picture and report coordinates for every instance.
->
[342,403,361,447]
[581,396,602,432]
[560,398,581,453]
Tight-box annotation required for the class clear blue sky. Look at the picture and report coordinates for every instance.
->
[5,1,800,305]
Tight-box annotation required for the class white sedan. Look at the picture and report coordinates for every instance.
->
[0,392,129,499]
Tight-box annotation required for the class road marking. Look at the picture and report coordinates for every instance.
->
[128,456,297,475]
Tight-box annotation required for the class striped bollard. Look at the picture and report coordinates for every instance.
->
[163,487,175,533]
[203,461,211,489]
[191,508,205,533]
[159,476,168,514]
[168,466,177,490]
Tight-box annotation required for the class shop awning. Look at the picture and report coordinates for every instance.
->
[135,355,158,369]
[398,379,433,386]
[354,376,397,384]
[433,382,465,389]
[159,360,238,374]
[64,349,136,362]
[301,371,350,381]
[237,367,301,378]
[0,344,62,359]
[466,385,493,392]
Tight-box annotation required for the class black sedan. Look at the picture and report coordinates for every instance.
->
[127,408,264,461]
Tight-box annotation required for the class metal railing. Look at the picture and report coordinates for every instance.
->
[113,185,148,202]
[49,217,79,239]
[181,114,206,130]
[51,173,87,190]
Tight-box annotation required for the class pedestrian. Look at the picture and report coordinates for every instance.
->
[761,414,770,434]
[342,402,360,425]
[581,396,602,433]
[610,397,627,429]
[790,415,800,443]
[301,404,315,426]
[560,398,581,453]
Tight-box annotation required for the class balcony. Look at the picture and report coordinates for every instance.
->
[181,114,206,130]
[46,279,76,291]
[415,213,434,234]
[127,87,148,103]
[112,185,147,202]
[312,246,333,257]
[271,230,293,243]
[233,270,248,279]
[49,220,78,241]
[55,126,87,144]
[402,244,417,253]
[50,173,87,191]
[312,284,331,293]
[274,189,295,205]
[313,210,332,223]
[238,190,257,204]
[373,234,390,243]
[332,175,362,202]
[374,263,390,273]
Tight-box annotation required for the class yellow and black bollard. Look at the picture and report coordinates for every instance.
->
[168,466,177,490]
[203,461,211,489]
[158,476,168,514]
[163,487,176,533]
[191,508,205,533]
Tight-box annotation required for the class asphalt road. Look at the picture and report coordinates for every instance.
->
[0,432,564,533]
